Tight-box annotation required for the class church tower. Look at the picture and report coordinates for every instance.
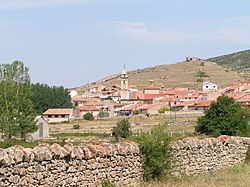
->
[120,66,129,100]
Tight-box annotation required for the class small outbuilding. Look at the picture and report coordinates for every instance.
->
[30,116,49,139]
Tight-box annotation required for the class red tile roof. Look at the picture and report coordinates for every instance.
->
[77,105,100,111]
[144,85,161,90]
[173,100,213,107]
[139,103,161,110]
[43,108,73,115]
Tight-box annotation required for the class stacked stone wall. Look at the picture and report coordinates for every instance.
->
[0,141,142,187]
[0,136,250,186]
[172,135,250,176]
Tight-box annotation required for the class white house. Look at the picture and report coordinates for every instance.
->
[202,82,218,91]
[68,89,78,98]
[43,108,79,123]
[30,116,49,139]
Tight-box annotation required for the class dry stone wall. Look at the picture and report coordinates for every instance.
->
[0,141,142,187]
[0,136,250,186]
[172,135,250,176]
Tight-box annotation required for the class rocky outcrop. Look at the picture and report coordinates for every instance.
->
[0,141,142,187]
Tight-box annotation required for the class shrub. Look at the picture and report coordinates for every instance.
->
[112,119,132,141]
[245,146,250,164]
[102,178,115,187]
[83,112,94,121]
[98,111,110,118]
[73,124,80,129]
[158,107,170,114]
[195,95,250,137]
[132,124,173,181]
[133,110,141,115]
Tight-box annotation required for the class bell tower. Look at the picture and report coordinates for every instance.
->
[120,65,129,100]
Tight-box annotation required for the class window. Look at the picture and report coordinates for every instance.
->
[206,86,208,88]
[48,115,52,118]
[61,115,65,118]
[55,115,58,118]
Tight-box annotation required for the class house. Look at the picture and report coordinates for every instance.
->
[30,116,49,139]
[202,82,218,91]
[171,100,213,112]
[236,94,250,108]
[139,103,165,115]
[118,103,143,116]
[68,89,78,98]
[186,56,201,62]
[43,108,78,123]
[77,105,101,118]
[143,80,161,95]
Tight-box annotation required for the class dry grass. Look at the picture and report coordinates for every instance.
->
[49,115,198,135]
[78,60,242,91]
[141,164,250,187]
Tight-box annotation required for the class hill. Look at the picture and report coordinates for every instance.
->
[77,60,242,92]
[207,49,250,79]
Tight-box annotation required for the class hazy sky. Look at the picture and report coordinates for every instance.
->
[1,0,250,88]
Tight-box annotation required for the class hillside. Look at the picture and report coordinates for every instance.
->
[208,49,250,79]
[77,60,242,92]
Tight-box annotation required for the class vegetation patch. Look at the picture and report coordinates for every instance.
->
[132,124,173,181]
[195,95,250,137]
[51,132,108,138]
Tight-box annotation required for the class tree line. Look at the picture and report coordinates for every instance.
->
[0,61,72,140]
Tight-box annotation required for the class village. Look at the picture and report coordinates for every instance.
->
[41,67,250,125]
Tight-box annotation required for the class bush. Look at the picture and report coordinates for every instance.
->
[245,146,250,164]
[102,178,115,187]
[98,111,110,118]
[132,124,173,181]
[195,95,250,137]
[83,112,94,121]
[158,107,170,114]
[112,119,132,141]
[133,110,141,115]
[73,124,80,129]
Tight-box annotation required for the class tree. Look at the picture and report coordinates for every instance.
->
[195,95,250,137]
[0,61,37,140]
[158,107,169,114]
[98,111,109,118]
[112,119,132,141]
[83,112,94,120]
[31,83,72,114]
[132,124,173,181]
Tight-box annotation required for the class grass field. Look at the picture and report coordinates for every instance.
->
[141,163,250,187]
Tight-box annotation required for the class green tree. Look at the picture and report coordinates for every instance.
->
[0,61,37,140]
[158,107,170,114]
[83,112,94,120]
[31,83,72,114]
[132,124,173,181]
[98,111,110,118]
[112,119,132,141]
[195,95,250,137]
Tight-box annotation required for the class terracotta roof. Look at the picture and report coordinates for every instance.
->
[159,96,181,102]
[241,80,250,84]
[71,98,87,102]
[144,85,160,90]
[237,94,250,102]
[77,105,100,111]
[173,100,213,107]
[43,108,73,115]
[139,103,161,110]
[227,92,247,100]
[129,91,145,100]
[120,104,143,111]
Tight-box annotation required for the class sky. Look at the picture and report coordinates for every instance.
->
[1,0,250,88]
